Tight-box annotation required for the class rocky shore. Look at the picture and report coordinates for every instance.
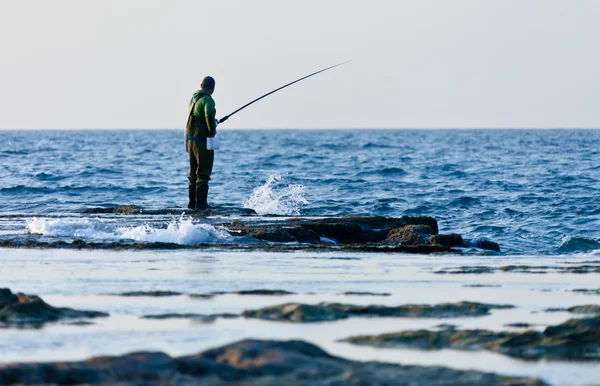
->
[0,288,107,328]
[344,313,600,361]
[4,212,501,253]
[0,339,547,385]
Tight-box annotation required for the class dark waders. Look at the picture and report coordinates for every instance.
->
[188,139,214,209]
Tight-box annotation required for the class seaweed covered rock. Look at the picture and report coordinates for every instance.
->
[386,224,436,245]
[345,314,600,360]
[242,301,514,323]
[0,339,548,385]
[0,288,108,328]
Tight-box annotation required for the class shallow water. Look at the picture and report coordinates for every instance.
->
[1,248,600,386]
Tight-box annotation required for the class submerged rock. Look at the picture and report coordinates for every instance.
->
[190,289,296,298]
[572,288,600,295]
[0,339,548,385]
[344,314,600,360]
[435,264,600,275]
[142,313,239,322]
[117,291,183,297]
[242,301,514,323]
[545,305,600,314]
[0,288,107,328]
[341,291,391,296]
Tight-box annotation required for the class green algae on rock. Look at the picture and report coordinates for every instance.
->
[242,301,514,323]
[0,288,108,328]
[0,339,548,386]
[344,314,600,360]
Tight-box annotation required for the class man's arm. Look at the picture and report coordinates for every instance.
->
[204,97,217,136]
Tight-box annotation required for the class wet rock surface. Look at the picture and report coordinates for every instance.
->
[0,339,548,386]
[0,288,107,328]
[242,301,514,323]
[344,314,600,360]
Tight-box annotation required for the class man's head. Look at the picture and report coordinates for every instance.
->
[201,76,216,95]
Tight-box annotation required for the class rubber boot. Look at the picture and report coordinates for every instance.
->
[195,185,209,210]
[187,186,196,209]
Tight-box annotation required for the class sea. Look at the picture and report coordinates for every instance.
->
[0,129,599,386]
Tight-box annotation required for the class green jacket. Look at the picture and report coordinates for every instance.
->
[185,90,217,142]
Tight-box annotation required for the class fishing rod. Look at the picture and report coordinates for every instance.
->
[218,61,349,124]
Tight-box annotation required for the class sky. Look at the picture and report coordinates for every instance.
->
[1,0,599,129]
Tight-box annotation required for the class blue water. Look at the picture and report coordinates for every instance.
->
[1,129,599,255]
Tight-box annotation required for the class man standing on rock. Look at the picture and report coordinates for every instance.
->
[185,76,218,210]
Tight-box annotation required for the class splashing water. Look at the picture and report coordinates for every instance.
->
[243,173,308,216]
[27,216,232,245]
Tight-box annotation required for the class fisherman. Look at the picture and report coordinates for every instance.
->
[185,76,218,209]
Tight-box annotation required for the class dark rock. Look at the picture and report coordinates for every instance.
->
[242,301,514,323]
[429,233,464,247]
[386,224,436,245]
[77,205,143,214]
[345,314,600,360]
[504,323,537,328]
[546,305,600,314]
[189,293,216,299]
[435,266,495,274]
[0,339,548,385]
[234,289,296,296]
[437,264,600,275]
[471,240,501,252]
[118,291,183,297]
[463,284,501,288]
[567,305,600,314]
[572,288,600,295]
[341,291,391,296]
[0,288,108,328]
[227,216,440,244]
[142,313,239,322]
[190,289,295,298]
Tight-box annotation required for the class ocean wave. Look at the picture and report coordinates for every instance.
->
[27,216,232,245]
[557,237,600,253]
[243,173,308,216]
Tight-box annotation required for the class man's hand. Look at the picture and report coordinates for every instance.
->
[214,118,219,128]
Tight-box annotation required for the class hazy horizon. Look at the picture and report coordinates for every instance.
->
[2,1,599,130]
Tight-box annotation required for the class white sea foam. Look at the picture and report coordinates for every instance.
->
[28,218,116,239]
[243,173,308,215]
[27,216,231,245]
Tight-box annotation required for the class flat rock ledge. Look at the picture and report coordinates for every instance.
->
[0,339,547,386]
[344,313,600,361]
[0,288,107,328]
[227,216,500,251]
[3,215,501,253]
[242,301,514,323]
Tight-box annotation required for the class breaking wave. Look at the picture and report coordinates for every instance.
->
[557,237,600,254]
[243,173,308,216]
[27,216,232,245]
